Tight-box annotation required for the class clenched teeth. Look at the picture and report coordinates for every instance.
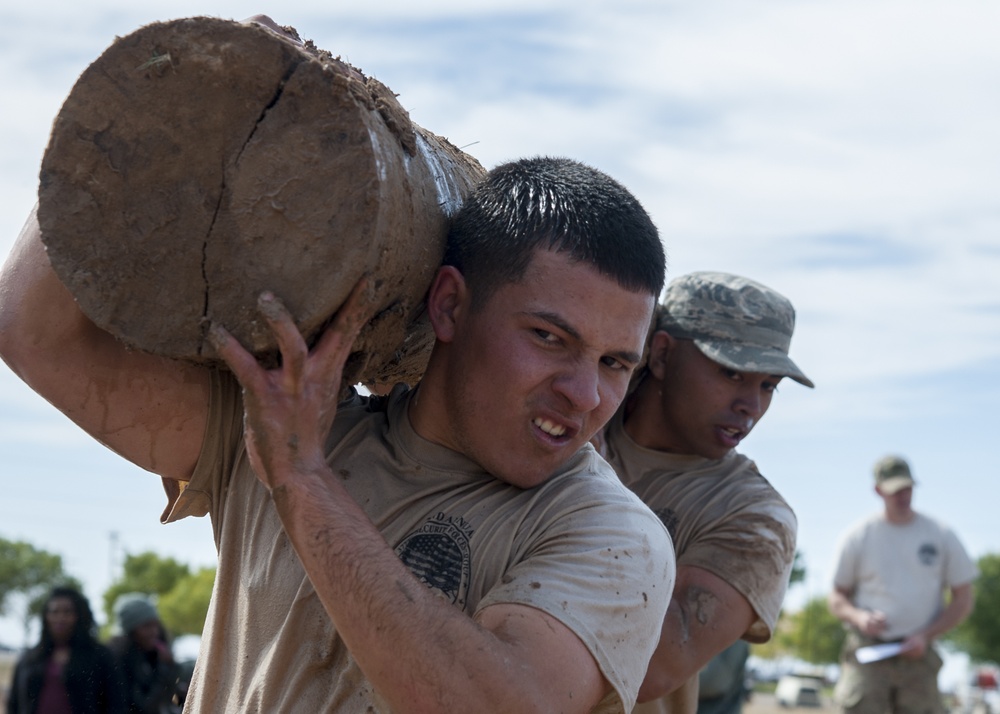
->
[533,417,567,437]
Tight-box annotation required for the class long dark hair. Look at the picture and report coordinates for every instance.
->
[29,585,99,662]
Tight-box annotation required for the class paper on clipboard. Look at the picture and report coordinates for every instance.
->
[855,642,904,664]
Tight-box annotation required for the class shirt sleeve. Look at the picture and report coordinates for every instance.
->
[162,368,246,536]
[942,525,978,587]
[474,474,675,714]
[832,525,863,592]
[680,479,798,642]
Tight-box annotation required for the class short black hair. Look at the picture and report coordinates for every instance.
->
[444,156,666,308]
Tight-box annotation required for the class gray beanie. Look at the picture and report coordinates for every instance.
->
[115,593,159,634]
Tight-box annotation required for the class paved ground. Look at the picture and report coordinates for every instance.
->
[0,650,12,714]
[746,692,834,714]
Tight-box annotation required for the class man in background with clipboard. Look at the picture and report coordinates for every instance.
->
[829,455,978,714]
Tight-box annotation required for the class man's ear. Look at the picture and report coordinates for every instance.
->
[646,330,676,380]
[426,265,469,343]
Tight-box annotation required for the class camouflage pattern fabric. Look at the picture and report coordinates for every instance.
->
[656,271,814,388]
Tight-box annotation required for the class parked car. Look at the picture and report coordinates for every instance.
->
[775,674,824,707]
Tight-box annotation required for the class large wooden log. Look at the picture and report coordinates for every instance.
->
[38,16,485,388]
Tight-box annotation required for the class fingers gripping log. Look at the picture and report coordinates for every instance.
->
[38,16,485,388]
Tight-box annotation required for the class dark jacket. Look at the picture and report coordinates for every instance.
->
[110,638,182,714]
[6,640,126,714]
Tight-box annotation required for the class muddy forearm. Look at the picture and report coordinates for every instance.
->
[638,586,724,701]
[638,570,754,703]
[270,466,589,714]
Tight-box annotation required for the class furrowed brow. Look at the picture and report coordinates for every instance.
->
[611,348,642,367]
[529,310,582,340]
[529,311,641,366]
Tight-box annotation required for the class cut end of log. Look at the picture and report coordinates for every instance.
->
[38,16,485,388]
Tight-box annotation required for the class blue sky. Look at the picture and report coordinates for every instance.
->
[2,0,999,673]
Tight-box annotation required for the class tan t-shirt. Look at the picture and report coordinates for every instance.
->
[603,407,798,714]
[164,373,674,713]
[832,511,977,641]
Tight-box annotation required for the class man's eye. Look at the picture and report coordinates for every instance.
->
[534,329,558,343]
[601,356,627,371]
[722,368,743,382]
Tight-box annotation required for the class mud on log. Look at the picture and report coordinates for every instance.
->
[38,16,485,388]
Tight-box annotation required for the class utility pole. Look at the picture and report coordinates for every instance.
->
[108,531,120,583]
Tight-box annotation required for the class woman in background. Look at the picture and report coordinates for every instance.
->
[6,585,124,714]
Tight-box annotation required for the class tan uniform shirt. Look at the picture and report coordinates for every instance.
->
[165,374,674,713]
[832,511,977,640]
[604,407,798,714]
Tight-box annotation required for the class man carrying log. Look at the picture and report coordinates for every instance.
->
[598,272,813,714]
[0,156,671,713]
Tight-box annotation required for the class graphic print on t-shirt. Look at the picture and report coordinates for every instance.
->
[395,513,473,607]
[918,543,939,566]
[653,507,679,542]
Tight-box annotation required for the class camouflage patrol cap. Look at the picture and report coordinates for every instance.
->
[656,271,814,388]
[873,455,916,494]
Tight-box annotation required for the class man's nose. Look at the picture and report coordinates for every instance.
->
[553,360,601,413]
[734,388,764,420]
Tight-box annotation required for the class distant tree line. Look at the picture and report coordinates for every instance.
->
[948,553,1000,664]
[0,537,84,643]
[0,535,215,645]
[5,537,999,667]
[753,551,1000,667]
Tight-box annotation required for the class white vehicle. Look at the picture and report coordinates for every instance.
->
[775,674,824,707]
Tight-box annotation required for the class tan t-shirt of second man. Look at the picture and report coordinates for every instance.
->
[604,407,798,714]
